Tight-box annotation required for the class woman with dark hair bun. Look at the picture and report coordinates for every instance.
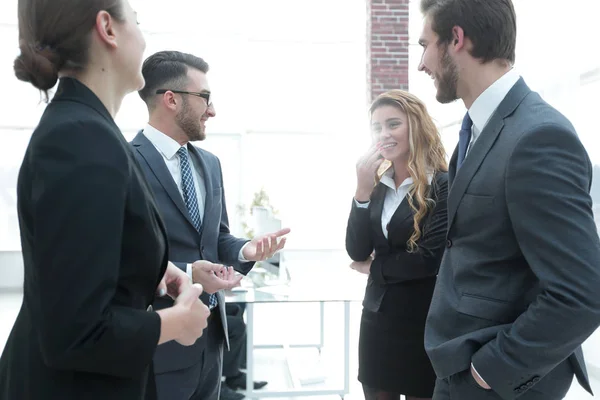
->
[0,1,211,399]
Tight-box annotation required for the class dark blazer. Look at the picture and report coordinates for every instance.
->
[0,78,169,400]
[346,171,448,312]
[131,131,254,374]
[425,78,600,400]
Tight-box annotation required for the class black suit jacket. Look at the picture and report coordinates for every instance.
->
[425,78,600,399]
[0,78,169,400]
[346,171,448,312]
[131,131,254,374]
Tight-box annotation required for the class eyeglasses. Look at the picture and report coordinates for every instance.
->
[155,89,211,106]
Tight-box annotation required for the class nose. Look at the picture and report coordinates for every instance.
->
[379,129,391,140]
[206,103,216,117]
[418,55,425,72]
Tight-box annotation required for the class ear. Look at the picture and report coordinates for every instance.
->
[95,11,118,49]
[451,25,466,51]
[161,91,179,111]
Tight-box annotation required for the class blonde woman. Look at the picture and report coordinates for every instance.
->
[346,90,448,400]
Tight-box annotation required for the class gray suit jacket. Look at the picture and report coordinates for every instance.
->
[131,131,254,374]
[425,78,600,400]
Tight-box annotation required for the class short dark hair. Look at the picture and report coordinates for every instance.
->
[14,0,125,99]
[138,51,209,108]
[420,0,517,64]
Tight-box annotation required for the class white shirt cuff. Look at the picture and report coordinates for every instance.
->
[471,362,488,386]
[186,263,193,281]
[238,243,249,262]
[354,198,370,208]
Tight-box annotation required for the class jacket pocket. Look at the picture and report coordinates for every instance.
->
[457,293,515,324]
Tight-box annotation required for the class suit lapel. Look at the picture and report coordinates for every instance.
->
[447,78,531,231]
[371,183,413,242]
[388,197,412,232]
[187,145,212,237]
[370,185,388,242]
[448,144,458,185]
[132,131,198,231]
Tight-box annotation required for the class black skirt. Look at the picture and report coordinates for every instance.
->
[358,278,437,397]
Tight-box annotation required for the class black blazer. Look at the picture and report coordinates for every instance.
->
[0,78,169,400]
[346,171,448,312]
[131,131,255,374]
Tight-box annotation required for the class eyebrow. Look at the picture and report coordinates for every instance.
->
[371,118,402,125]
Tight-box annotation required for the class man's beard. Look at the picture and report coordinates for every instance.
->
[176,98,205,142]
[435,45,459,104]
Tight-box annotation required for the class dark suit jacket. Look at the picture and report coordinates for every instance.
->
[131,131,254,374]
[425,78,600,400]
[0,78,169,400]
[346,171,448,312]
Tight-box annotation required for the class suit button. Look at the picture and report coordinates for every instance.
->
[446,239,452,248]
[532,376,540,383]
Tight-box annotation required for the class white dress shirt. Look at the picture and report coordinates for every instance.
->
[143,124,207,216]
[355,169,433,238]
[465,68,520,387]
[465,68,521,156]
[142,124,247,281]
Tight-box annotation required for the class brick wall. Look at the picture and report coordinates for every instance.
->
[367,0,410,102]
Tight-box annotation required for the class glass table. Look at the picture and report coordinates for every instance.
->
[224,259,365,399]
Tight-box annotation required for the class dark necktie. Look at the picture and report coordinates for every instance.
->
[457,112,473,170]
[177,146,217,309]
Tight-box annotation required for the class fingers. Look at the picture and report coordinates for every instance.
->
[177,283,204,305]
[357,143,384,174]
[206,263,226,274]
[365,146,383,166]
[275,236,287,252]
[273,227,291,237]
[262,236,277,259]
[373,157,385,170]
[256,234,288,261]
[156,277,167,297]
[189,283,204,297]
[357,143,379,165]
[252,228,290,261]
[229,274,243,289]
[255,238,265,260]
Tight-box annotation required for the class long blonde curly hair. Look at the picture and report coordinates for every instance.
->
[370,90,447,252]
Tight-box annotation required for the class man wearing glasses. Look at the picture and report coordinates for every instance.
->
[131,51,289,400]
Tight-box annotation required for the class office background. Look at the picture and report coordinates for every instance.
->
[0,0,598,398]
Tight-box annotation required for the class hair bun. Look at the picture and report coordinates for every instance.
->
[14,41,60,91]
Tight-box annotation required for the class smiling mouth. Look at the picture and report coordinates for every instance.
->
[380,143,397,149]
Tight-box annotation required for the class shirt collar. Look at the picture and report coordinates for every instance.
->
[143,124,184,159]
[379,168,433,191]
[468,68,520,134]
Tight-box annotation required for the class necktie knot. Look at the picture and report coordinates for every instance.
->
[177,146,188,159]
